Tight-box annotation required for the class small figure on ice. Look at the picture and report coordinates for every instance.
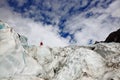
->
[40,42,43,46]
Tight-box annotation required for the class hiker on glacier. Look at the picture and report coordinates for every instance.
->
[40,42,43,46]
[35,41,52,65]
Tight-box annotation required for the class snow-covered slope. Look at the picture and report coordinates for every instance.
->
[0,21,120,80]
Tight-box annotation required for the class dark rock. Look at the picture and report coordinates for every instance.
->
[105,28,120,43]
[94,41,104,44]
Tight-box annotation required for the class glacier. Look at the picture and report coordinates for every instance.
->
[0,21,120,80]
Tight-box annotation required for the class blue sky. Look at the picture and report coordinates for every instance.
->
[0,0,120,47]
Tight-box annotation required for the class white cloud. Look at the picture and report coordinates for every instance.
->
[16,0,27,7]
[0,7,69,47]
[0,0,8,7]
[63,0,120,45]
[0,0,120,47]
[106,0,120,17]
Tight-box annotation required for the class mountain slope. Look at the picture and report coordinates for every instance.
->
[0,21,120,80]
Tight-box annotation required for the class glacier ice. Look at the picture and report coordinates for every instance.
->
[0,24,4,29]
[19,34,28,48]
[0,21,120,80]
[0,21,45,79]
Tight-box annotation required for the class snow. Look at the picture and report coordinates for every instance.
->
[0,21,120,80]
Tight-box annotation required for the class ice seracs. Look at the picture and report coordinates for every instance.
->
[0,21,45,79]
[0,21,120,80]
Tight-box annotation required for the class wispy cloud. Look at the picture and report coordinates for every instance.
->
[63,0,120,45]
[0,6,69,47]
[0,0,120,47]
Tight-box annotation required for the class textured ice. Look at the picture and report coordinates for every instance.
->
[0,24,4,29]
[0,21,45,78]
[19,35,28,48]
[0,21,120,80]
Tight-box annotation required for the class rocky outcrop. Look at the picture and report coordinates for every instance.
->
[105,28,120,43]
[0,21,120,80]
